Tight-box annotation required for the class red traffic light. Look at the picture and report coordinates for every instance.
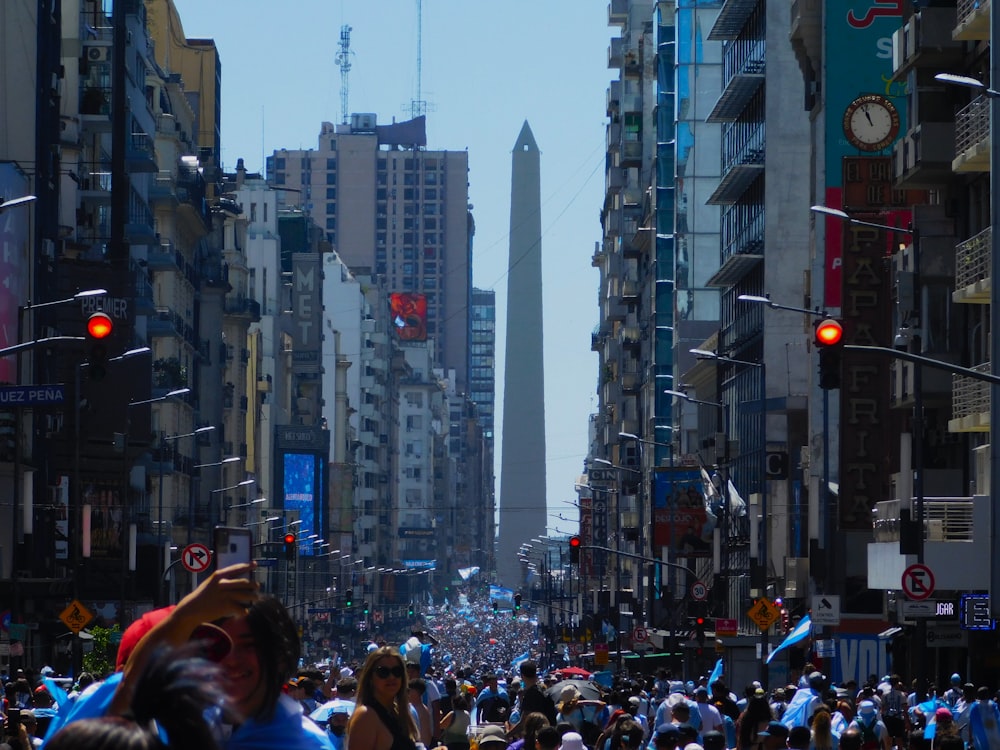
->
[815,318,843,347]
[569,536,581,548]
[283,532,296,545]
[86,312,113,339]
[696,617,705,625]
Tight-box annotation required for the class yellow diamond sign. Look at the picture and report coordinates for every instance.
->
[59,599,94,634]
[747,597,780,632]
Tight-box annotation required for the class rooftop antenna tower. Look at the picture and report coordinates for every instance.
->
[335,24,353,125]
[408,0,427,118]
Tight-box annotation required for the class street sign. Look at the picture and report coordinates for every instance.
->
[633,626,648,642]
[811,595,842,626]
[715,618,738,637]
[747,598,781,631]
[59,600,94,634]
[960,594,996,631]
[181,543,212,573]
[0,384,67,407]
[594,643,609,665]
[901,563,935,601]
[690,580,708,601]
[926,624,968,648]
[901,600,938,618]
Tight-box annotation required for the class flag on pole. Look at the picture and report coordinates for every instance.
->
[766,614,811,664]
[708,658,723,689]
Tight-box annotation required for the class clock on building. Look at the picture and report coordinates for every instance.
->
[843,94,901,152]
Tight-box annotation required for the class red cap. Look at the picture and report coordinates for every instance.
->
[115,606,175,670]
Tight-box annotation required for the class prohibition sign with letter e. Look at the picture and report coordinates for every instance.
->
[901,563,935,601]
[182,542,212,573]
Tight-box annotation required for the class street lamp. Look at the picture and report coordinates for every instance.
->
[691,346,769,681]
[0,195,37,212]
[158,425,215,576]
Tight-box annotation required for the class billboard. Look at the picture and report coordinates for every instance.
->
[282,452,319,557]
[652,467,715,554]
[390,293,428,341]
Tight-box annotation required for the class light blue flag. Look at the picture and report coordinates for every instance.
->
[766,614,811,664]
[781,687,817,729]
[708,658,723,689]
[511,651,531,668]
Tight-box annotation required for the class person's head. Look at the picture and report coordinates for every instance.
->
[558,685,581,713]
[537,726,561,750]
[483,672,498,689]
[788,726,811,750]
[615,719,644,750]
[19,711,37,737]
[702,731,725,750]
[935,707,954,729]
[840,729,863,750]
[522,712,552,745]
[654,724,682,750]
[764,721,788,750]
[694,687,709,703]
[328,708,351,737]
[354,646,413,734]
[979,686,993,702]
[677,723,699,746]
[453,693,470,712]
[336,675,358,697]
[950,674,961,687]
[558,731,585,750]
[46,643,231,750]
[409,677,427,703]
[671,702,691,722]
[857,701,878,727]
[407,661,423,681]
[218,596,299,721]
[812,708,833,736]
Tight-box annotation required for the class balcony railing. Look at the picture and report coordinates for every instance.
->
[953,95,990,171]
[953,226,991,299]
[951,362,991,431]
[955,0,990,40]
[873,497,974,542]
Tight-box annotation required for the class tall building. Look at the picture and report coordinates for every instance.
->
[470,288,497,438]
[266,116,472,391]
[497,122,547,587]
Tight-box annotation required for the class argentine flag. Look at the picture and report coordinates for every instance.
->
[708,658,724,689]
[968,699,1000,750]
[766,614,811,664]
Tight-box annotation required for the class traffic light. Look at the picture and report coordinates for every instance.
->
[492,600,498,613]
[814,318,844,390]
[345,589,354,608]
[514,593,522,611]
[283,532,296,561]
[695,616,706,646]
[569,535,581,564]
[408,603,415,616]
[363,601,370,616]
[86,312,113,380]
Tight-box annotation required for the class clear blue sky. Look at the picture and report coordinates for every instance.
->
[172,0,610,537]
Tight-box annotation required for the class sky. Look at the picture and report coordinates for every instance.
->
[171,0,611,538]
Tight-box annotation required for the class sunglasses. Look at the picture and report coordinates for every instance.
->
[374,665,405,679]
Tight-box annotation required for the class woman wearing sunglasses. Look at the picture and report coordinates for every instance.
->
[348,647,421,750]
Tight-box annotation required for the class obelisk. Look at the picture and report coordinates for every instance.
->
[497,122,547,587]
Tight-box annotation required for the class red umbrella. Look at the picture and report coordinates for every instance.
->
[554,666,592,678]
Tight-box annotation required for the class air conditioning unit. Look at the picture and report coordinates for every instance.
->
[85,44,110,62]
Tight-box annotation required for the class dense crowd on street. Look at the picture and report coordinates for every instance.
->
[2,569,999,750]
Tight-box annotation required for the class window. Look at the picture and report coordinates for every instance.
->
[327,188,337,199]
[274,158,286,170]
[327,202,336,214]
[327,158,337,170]
[405,392,424,408]
[326,173,336,184]
[406,415,423,431]
[424,218,437,230]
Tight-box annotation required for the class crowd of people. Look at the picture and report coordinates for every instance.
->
[2,571,999,750]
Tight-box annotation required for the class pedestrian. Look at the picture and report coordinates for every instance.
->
[966,686,1000,750]
[44,643,232,750]
[348,647,420,750]
[849,701,890,750]
[439,694,472,750]
[810,708,839,750]
[518,664,557,726]
[737,693,774,750]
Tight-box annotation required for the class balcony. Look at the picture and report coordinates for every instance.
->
[949,363,991,433]
[953,95,990,172]
[622,140,642,167]
[708,0,758,41]
[79,165,112,201]
[892,122,956,188]
[148,241,183,271]
[890,7,961,81]
[607,80,621,116]
[953,226,991,303]
[224,296,262,321]
[608,0,627,27]
[609,37,624,69]
[126,131,157,173]
[620,326,642,347]
[868,496,988,591]
[954,0,990,40]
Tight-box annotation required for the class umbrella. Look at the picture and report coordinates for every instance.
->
[310,698,356,724]
[545,679,603,702]
[554,667,592,678]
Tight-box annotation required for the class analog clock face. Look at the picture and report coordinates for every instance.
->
[843,95,900,152]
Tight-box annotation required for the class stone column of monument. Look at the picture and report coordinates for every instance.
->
[497,121,547,588]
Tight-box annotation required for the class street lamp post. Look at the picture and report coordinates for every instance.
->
[691,347,768,682]
[212,479,256,524]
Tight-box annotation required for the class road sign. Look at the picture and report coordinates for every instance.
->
[811,594,842,626]
[715,618,738,637]
[59,600,94,634]
[926,624,968,648]
[633,626,648,642]
[690,580,708,601]
[182,543,212,573]
[902,563,935,601]
[747,598,781,631]
[594,642,609,665]
[0,384,67,407]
